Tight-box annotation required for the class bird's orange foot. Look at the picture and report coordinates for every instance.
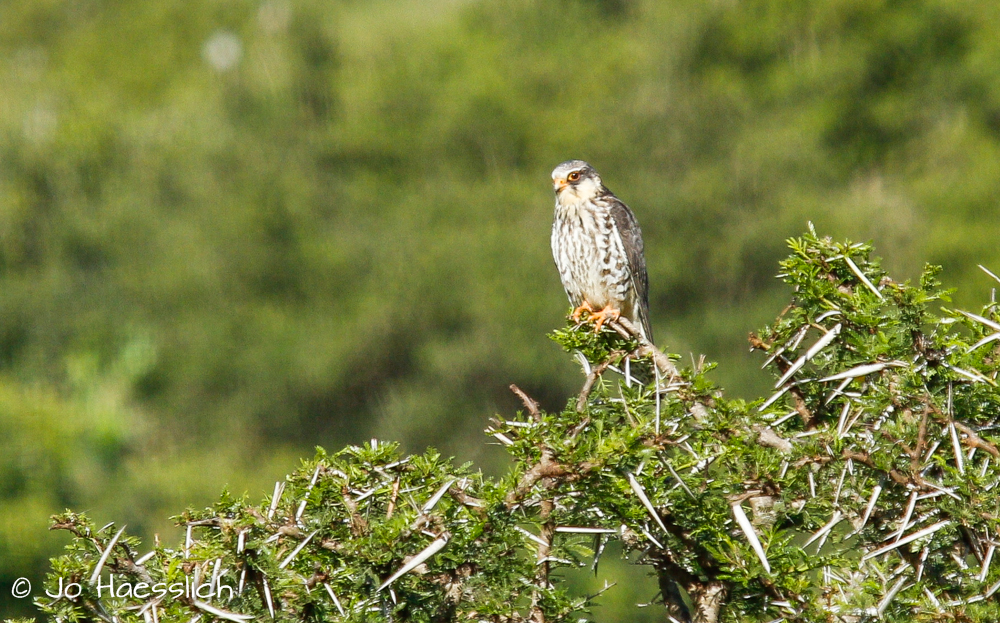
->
[571,301,595,324]
[588,304,621,333]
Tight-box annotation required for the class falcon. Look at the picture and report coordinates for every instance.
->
[550,160,653,342]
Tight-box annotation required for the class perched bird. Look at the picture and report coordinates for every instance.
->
[550,160,653,342]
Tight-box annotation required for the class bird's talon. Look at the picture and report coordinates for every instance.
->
[571,302,595,323]
[588,306,620,334]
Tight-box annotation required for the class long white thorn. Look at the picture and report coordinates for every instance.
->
[758,385,790,412]
[296,464,323,521]
[89,525,127,585]
[986,577,1000,598]
[640,526,664,549]
[278,530,319,570]
[324,583,346,616]
[210,558,222,593]
[892,491,918,542]
[191,601,252,623]
[514,526,548,548]
[836,401,851,437]
[980,545,995,583]
[263,579,275,618]
[862,521,950,561]
[267,481,284,520]
[804,511,842,548]
[421,479,457,514]
[818,361,901,383]
[761,346,785,369]
[844,256,883,299]
[378,535,450,591]
[843,407,866,437]
[731,502,770,573]
[877,577,908,616]
[825,376,853,405]
[958,309,1000,332]
[654,365,661,434]
[856,485,882,534]
[945,363,997,386]
[834,465,848,504]
[968,332,1000,353]
[816,309,842,322]
[916,547,929,582]
[949,423,965,475]
[628,473,668,533]
[805,323,842,359]
[775,323,842,388]
[665,462,694,498]
[980,264,1000,285]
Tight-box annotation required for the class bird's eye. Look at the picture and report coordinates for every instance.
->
[567,171,581,182]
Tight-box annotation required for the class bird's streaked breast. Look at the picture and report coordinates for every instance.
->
[552,198,633,310]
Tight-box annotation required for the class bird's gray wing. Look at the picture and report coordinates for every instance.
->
[607,197,653,342]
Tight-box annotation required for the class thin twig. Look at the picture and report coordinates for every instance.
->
[505,449,569,508]
[610,317,679,377]
[953,421,1000,458]
[576,352,623,412]
[510,384,541,422]
[843,450,925,489]
[924,395,1000,458]
[749,333,817,428]
[530,499,555,623]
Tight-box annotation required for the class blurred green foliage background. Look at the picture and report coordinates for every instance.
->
[3,0,1000,617]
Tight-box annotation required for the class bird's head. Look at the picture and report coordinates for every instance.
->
[552,160,604,203]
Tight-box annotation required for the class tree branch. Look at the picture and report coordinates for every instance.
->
[610,317,678,377]
[952,421,1000,458]
[510,384,542,422]
[530,498,555,623]
[923,395,1000,458]
[576,351,623,412]
[842,449,925,489]
[748,333,816,429]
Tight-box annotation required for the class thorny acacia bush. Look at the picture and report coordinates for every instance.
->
[15,229,1000,622]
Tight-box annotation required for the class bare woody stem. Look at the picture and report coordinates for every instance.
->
[610,317,679,377]
[530,497,555,623]
[953,420,1000,458]
[923,396,1000,458]
[748,332,817,429]
[689,582,727,623]
[577,351,624,412]
[510,384,542,422]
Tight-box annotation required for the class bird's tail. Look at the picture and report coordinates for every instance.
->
[637,308,653,345]
[641,316,653,346]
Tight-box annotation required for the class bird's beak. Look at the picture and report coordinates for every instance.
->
[553,177,568,192]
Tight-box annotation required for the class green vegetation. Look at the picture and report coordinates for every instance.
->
[19,232,1000,622]
[3,0,1000,618]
